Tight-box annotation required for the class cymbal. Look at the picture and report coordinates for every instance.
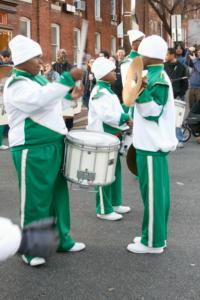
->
[126,144,138,176]
[123,56,143,107]
[0,65,13,79]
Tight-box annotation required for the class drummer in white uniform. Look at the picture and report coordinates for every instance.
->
[87,57,131,221]
[121,29,145,88]
[3,35,85,267]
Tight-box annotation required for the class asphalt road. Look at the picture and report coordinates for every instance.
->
[0,137,200,300]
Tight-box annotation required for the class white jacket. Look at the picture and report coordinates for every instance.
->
[3,75,73,147]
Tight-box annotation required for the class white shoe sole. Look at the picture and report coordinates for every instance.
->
[133,236,167,248]
[22,255,46,266]
[127,243,164,254]
[96,213,123,221]
[113,207,131,214]
[68,243,86,252]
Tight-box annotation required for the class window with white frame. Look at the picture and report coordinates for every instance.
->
[111,36,116,56]
[51,24,60,62]
[95,32,101,55]
[73,28,81,65]
[95,0,101,19]
[111,0,116,16]
[20,17,31,38]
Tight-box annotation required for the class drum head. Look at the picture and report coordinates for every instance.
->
[126,144,138,176]
[67,130,120,147]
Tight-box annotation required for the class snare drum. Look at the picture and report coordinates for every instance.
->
[174,99,186,128]
[63,130,120,186]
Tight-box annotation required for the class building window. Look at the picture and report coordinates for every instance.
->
[111,36,116,56]
[73,28,81,65]
[111,0,116,16]
[0,30,12,51]
[20,17,31,38]
[95,32,101,55]
[51,24,60,62]
[20,0,32,3]
[95,0,101,20]
[0,13,7,25]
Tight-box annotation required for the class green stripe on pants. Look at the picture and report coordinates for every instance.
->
[136,151,170,248]
[96,154,122,214]
[11,140,75,252]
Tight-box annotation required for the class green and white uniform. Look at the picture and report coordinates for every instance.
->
[3,69,76,259]
[87,81,130,214]
[133,65,177,248]
[121,50,140,87]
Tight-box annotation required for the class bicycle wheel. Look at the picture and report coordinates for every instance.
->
[182,125,191,142]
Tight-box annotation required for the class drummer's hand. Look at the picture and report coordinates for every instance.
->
[70,68,83,81]
[127,119,133,127]
[141,76,147,89]
[71,84,84,100]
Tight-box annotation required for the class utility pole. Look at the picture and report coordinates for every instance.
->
[123,0,132,53]
[123,0,138,53]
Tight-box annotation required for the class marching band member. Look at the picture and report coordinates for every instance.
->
[0,217,58,262]
[121,29,145,88]
[126,35,178,254]
[3,35,85,267]
[87,57,131,221]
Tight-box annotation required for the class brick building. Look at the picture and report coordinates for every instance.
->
[0,0,199,65]
[0,0,123,64]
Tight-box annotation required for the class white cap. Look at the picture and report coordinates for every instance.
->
[9,35,42,66]
[127,29,145,44]
[138,35,168,60]
[91,57,116,80]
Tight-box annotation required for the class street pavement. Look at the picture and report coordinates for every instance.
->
[0,136,200,300]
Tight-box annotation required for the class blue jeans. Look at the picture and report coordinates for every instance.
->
[176,127,184,142]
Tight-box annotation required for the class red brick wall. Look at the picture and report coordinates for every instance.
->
[12,0,121,64]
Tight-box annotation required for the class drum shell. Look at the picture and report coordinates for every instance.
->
[174,99,186,128]
[63,131,120,186]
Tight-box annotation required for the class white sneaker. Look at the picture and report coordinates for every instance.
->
[133,236,167,248]
[22,255,46,266]
[127,242,164,254]
[97,212,123,221]
[177,142,184,148]
[0,145,9,150]
[68,242,86,252]
[113,205,131,214]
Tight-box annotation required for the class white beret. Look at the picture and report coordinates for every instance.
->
[127,29,145,44]
[138,35,168,60]
[91,57,116,80]
[9,35,42,66]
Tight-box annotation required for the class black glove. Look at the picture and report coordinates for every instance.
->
[18,218,59,258]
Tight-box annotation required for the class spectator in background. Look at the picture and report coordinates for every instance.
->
[82,58,96,108]
[164,48,189,148]
[43,63,60,82]
[52,49,74,130]
[99,50,110,59]
[186,46,200,110]
[115,47,126,63]
[52,49,72,74]
[110,50,125,103]
[0,49,13,65]
[175,43,187,65]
